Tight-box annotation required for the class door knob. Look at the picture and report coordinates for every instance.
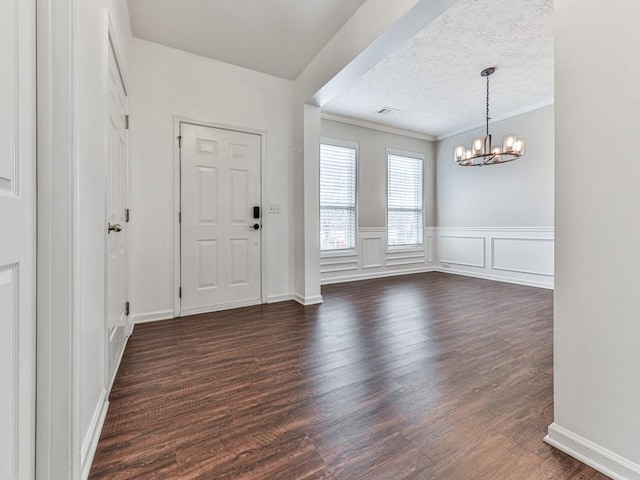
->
[252,223,260,230]
[108,222,123,234]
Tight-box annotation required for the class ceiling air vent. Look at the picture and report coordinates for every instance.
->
[376,107,399,115]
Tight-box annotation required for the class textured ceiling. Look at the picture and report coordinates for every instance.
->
[127,0,367,80]
[323,0,554,138]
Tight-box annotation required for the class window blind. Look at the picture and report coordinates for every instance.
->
[387,153,423,246]
[320,143,357,251]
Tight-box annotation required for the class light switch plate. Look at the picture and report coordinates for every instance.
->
[268,204,281,214]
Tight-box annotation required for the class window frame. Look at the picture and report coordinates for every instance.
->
[386,147,425,251]
[319,137,359,255]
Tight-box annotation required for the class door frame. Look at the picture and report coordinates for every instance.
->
[172,116,267,317]
[36,0,80,477]
[104,20,131,393]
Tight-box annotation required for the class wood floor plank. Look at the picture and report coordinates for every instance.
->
[89,272,609,479]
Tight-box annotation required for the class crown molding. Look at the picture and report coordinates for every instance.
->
[321,101,554,143]
[320,112,436,142]
[435,100,554,141]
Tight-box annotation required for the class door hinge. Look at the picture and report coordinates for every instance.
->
[178,212,181,224]
[179,287,182,298]
[125,208,130,223]
[125,301,130,316]
[177,135,182,148]
[124,114,130,130]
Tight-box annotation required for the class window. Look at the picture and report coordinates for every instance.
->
[387,150,424,247]
[320,140,357,251]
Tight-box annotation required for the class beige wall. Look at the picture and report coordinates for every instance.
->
[321,119,435,228]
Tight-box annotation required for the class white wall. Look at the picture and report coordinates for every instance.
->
[436,105,554,228]
[130,39,295,320]
[76,1,131,477]
[546,1,640,478]
[299,0,459,106]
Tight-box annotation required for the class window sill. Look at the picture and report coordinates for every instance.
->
[321,249,358,259]
[386,245,424,254]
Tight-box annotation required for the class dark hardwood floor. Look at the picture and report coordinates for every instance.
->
[89,272,609,479]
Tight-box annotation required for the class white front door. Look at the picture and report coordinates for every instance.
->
[180,123,262,315]
[0,0,35,477]
[106,40,129,383]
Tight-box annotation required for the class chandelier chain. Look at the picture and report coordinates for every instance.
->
[486,73,490,137]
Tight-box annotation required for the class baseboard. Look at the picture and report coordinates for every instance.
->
[180,298,262,317]
[545,423,640,480]
[293,293,323,306]
[82,321,135,477]
[126,319,134,337]
[435,268,554,289]
[266,293,294,303]
[321,266,436,285]
[80,389,109,480]
[132,296,299,322]
[108,324,134,393]
[132,309,174,324]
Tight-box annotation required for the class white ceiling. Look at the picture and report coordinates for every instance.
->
[323,0,554,138]
[127,0,367,80]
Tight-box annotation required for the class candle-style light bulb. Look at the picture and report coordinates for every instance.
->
[503,134,517,153]
[472,137,485,155]
[514,139,526,156]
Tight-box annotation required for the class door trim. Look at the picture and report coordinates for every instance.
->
[172,116,267,318]
[36,0,80,477]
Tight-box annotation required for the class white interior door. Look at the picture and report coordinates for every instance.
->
[106,40,129,382]
[180,123,262,315]
[0,0,35,477]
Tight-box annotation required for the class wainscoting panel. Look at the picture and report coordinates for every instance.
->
[439,235,486,268]
[492,237,554,277]
[426,233,434,263]
[385,250,425,267]
[362,236,383,269]
[321,227,436,284]
[436,227,554,289]
[319,253,358,275]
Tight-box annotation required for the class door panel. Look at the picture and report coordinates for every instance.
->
[197,240,218,288]
[0,265,19,475]
[106,41,129,383]
[197,166,218,222]
[230,168,249,222]
[0,0,35,477]
[230,239,249,285]
[181,124,261,315]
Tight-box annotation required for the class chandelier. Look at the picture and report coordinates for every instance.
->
[454,67,526,166]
